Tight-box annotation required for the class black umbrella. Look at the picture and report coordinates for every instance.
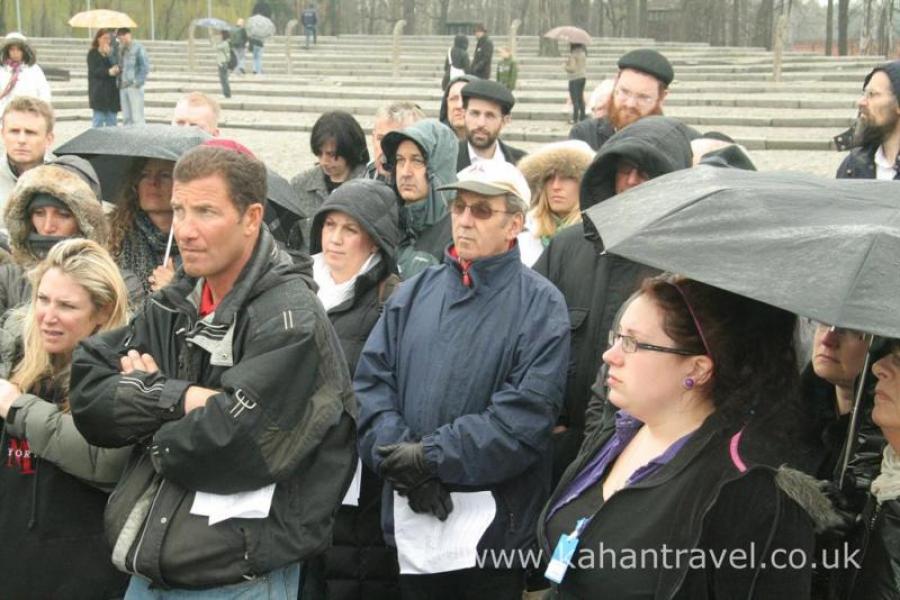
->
[583,165,900,338]
[54,124,211,202]
[54,125,305,239]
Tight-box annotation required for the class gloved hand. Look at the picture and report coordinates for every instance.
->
[406,478,454,521]
[817,479,862,542]
[377,442,433,493]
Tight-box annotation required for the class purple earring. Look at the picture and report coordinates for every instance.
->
[682,377,695,390]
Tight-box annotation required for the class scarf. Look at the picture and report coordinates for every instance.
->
[117,210,177,294]
[25,233,68,260]
[0,60,22,101]
[312,252,381,311]
[871,445,900,504]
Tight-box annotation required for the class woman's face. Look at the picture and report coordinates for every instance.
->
[98,32,111,48]
[321,211,377,280]
[31,205,79,237]
[543,173,580,218]
[602,294,701,422]
[137,159,175,214]
[318,140,351,183]
[8,44,23,62]
[811,323,869,388]
[872,344,900,432]
[35,268,106,355]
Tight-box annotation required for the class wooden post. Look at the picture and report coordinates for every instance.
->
[508,19,521,59]
[772,13,787,82]
[285,19,298,76]
[392,19,406,78]
[188,20,197,73]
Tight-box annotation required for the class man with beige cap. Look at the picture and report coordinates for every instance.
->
[355,160,570,598]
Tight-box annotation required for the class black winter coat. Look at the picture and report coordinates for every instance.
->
[442,35,470,90]
[469,35,493,79]
[568,116,615,151]
[69,231,357,589]
[538,411,819,599]
[534,116,693,477]
[456,138,527,171]
[87,48,120,112]
[836,145,878,179]
[307,180,401,600]
[851,495,900,600]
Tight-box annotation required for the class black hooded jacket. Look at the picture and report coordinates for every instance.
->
[534,116,694,461]
[306,180,402,600]
[442,35,470,90]
[310,179,401,370]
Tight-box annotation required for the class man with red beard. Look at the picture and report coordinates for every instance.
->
[837,60,900,180]
[569,48,673,151]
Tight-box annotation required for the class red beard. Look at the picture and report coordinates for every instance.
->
[606,95,664,131]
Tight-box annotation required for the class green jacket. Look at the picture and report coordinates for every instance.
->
[497,57,518,90]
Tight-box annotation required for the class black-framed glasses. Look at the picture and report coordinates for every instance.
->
[608,331,699,356]
[450,198,515,220]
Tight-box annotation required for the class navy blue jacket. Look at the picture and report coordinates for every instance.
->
[355,244,570,560]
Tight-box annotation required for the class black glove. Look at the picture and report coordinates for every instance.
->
[817,479,862,543]
[406,478,454,521]
[377,442,433,493]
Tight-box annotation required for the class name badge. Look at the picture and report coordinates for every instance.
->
[545,517,589,584]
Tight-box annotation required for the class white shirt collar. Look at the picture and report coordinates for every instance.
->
[467,141,506,167]
[874,145,898,181]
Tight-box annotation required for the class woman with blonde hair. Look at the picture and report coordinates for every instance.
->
[517,140,595,266]
[0,238,131,599]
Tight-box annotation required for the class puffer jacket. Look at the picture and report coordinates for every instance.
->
[381,119,459,279]
[0,310,130,599]
[68,229,357,589]
[0,162,142,312]
[355,243,570,563]
[534,116,694,481]
[307,179,401,600]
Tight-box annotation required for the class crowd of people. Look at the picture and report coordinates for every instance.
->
[0,22,897,600]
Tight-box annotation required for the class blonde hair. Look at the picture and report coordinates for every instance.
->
[530,181,583,239]
[11,239,130,407]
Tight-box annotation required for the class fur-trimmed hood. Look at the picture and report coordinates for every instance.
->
[517,140,595,199]
[4,163,108,266]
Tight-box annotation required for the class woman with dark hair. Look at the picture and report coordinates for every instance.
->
[538,274,828,598]
[108,157,177,296]
[291,110,370,245]
[565,43,587,124]
[442,34,469,91]
[0,32,50,113]
[87,28,120,127]
[0,238,131,599]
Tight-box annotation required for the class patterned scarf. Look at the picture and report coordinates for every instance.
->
[0,60,22,101]
[116,210,177,294]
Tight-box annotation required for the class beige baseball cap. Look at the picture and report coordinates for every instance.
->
[438,161,531,211]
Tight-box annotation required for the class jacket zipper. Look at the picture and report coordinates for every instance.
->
[130,479,166,579]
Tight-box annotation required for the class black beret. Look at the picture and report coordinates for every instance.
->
[863,59,900,99]
[460,79,516,114]
[617,48,674,87]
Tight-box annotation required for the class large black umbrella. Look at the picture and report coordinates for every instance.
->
[54,124,211,203]
[55,125,305,242]
[583,165,900,338]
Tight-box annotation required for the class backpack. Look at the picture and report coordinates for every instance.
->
[227,48,238,70]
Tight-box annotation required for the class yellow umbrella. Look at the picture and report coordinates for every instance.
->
[68,9,137,29]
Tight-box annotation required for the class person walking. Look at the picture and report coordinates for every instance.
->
[115,28,149,126]
[302,3,319,49]
[230,18,248,74]
[87,29,120,127]
[442,35,470,91]
[468,24,493,80]
[215,29,232,99]
[565,43,587,124]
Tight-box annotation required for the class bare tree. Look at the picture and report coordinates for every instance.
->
[837,0,849,55]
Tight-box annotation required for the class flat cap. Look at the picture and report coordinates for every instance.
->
[461,79,516,113]
[618,48,674,87]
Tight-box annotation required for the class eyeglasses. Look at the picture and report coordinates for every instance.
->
[810,320,868,342]
[614,86,657,107]
[450,198,515,220]
[608,331,698,356]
